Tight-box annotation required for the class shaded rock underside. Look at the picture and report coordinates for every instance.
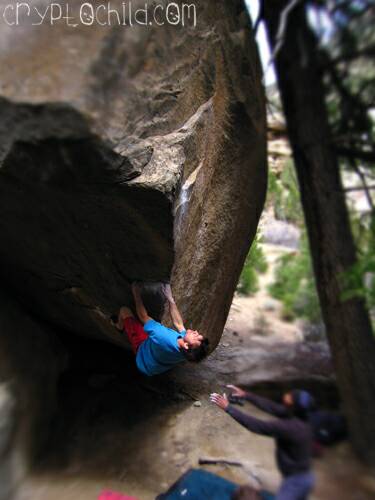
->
[0,0,267,348]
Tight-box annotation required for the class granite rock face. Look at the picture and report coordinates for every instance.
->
[0,0,267,348]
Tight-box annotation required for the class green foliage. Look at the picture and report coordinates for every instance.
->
[266,1,375,327]
[342,216,375,311]
[267,161,319,321]
[316,0,375,170]
[237,235,268,296]
[313,0,375,321]
[267,169,282,205]
[269,234,321,323]
[343,253,375,308]
[268,160,302,226]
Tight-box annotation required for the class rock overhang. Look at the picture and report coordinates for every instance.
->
[0,0,268,349]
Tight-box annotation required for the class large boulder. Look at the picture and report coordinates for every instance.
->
[0,0,267,348]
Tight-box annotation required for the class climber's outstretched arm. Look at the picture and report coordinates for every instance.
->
[170,302,186,333]
[163,284,185,332]
[131,283,152,324]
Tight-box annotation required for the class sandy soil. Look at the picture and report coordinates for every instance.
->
[13,244,375,500]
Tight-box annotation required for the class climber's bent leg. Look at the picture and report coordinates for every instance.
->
[119,306,134,320]
[123,316,149,354]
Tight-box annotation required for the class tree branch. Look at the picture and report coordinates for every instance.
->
[199,457,243,467]
[253,0,264,36]
[344,186,375,193]
[266,0,301,71]
[350,159,375,212]
[328,44,375,66]
[336,147,375,163]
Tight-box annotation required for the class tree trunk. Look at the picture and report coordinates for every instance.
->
[263,0,375,464]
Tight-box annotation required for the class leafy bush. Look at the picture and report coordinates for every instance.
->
[237,235,268,296]
[343,253,375,309]
[268,160,302,226]
[343,216,375,313]
[269,233,321,323]
[267,161,321,323]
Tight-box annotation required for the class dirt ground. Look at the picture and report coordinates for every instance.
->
[13,244,375,500]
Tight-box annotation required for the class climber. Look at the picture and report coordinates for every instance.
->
[210,387,315,500]
[115,283,209,376]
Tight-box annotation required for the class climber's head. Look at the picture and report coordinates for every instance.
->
[184,329,203,348]
[182,330,210,362]
[283,390,315,420]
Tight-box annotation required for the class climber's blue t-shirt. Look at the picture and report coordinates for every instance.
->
[136,319,186,376]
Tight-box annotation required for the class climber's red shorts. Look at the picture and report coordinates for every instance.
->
[123,317,149,354]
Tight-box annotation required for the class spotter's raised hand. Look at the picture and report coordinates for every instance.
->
[210,392,229,410]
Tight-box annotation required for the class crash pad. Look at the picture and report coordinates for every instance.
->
[156,468,238,500]
[98,491,139,500]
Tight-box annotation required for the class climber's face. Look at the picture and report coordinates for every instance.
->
[283,392,294,407]
[185,329,203,348]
